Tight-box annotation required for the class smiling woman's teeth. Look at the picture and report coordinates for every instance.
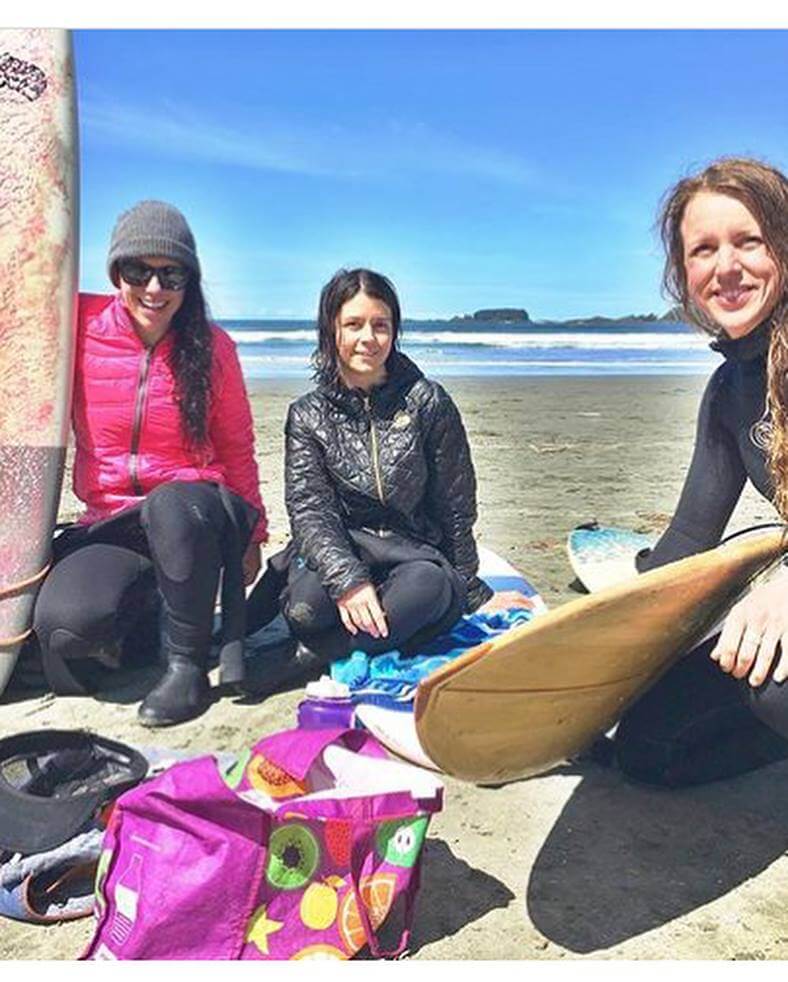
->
[140,298,167,310]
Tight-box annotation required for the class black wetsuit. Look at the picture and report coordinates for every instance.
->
[615,323,788,786]
[31,481,257,695]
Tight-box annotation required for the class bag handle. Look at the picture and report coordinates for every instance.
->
[252,727,387,782]
[348,822,421,960]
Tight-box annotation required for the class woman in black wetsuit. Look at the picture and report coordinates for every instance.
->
[614,157,788,786]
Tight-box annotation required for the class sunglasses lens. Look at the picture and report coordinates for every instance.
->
[158,267,190,290]
[117,261,190,291]
[117,259,149,286]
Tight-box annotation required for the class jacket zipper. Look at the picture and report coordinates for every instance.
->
[364,396,386,505]
[129,346,156,496]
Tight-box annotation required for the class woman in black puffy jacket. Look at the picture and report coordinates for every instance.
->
[248,268,524,688]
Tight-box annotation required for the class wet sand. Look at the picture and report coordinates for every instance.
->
[1,374,786,961]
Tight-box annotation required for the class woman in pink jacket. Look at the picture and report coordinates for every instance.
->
[32,200,267,727]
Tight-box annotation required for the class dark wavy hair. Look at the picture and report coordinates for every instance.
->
[658,156,788,514]
[312,268,402,386]
[167,278,214,448]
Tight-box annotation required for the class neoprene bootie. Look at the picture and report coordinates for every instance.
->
[137,651,210,727]
[239,640,328,697]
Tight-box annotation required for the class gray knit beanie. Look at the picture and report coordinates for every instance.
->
[107,200,200,286]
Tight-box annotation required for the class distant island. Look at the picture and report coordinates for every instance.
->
[451,308,530,323]
[448,305,685,326]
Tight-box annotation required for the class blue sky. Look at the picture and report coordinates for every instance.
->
[75,29,788,320]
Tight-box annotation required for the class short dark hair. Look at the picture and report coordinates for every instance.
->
[312,268,402,385]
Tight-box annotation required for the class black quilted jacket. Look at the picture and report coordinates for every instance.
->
[284,352,493,612]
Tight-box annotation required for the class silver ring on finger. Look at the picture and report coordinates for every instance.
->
[740,630,763,652]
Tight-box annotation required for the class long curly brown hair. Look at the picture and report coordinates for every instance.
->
[166,278,213,449]
[658,157,788,515]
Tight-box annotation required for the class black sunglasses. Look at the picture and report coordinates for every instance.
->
[117,258,191,291]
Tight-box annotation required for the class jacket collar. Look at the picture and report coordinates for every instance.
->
[321,351,424,415]
[105,295,174,354]
[710,321,771,363]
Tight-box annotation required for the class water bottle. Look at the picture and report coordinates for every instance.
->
[297,675,355,730]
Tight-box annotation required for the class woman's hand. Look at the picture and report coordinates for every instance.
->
[478,590,534,614]
[337,581,389,639]
[710,576,788,686]
[242,542,262,586]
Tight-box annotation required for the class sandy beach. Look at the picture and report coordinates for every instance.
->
[1,374,786,961]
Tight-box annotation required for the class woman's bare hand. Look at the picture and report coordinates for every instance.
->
[337,581,389,639]
[477,590,534,614]
[710,577,788,686]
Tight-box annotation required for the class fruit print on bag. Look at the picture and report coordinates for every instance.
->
[291,943,346,960]
[299,879,341,930]
[338,873,397,955]
[247,752,308,799]
[266,823,320,890]
[375,815,429,868]
[324,819,352,866]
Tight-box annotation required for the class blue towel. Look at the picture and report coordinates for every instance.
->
[331,607,533,711]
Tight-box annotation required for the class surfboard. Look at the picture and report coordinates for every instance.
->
[0,30,78,696]
[354,546,545,769]
[414,527,788,784]
[567,522,657,593]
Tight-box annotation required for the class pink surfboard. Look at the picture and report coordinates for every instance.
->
[0,30,78,695]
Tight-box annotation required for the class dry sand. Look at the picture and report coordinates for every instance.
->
[1,374,786,961]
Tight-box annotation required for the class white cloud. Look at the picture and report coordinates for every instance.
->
[81,98,537,187]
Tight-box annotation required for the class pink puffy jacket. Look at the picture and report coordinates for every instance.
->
[72,294,268,543]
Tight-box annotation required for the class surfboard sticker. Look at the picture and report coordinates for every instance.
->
[0,51,48,102]
[567,524,657,593]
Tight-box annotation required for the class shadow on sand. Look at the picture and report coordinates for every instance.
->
[367,838,515,956]
[527,759,788,953]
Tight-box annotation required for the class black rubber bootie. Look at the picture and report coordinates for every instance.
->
[137,654,210,727]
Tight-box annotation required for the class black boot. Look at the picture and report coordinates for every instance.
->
[240,640,329,698]
[137,650,211,727]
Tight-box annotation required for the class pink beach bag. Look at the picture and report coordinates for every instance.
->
[82,727,443,960]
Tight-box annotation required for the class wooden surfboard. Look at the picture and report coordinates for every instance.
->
[0,30,78,695]
[414,528,788,784]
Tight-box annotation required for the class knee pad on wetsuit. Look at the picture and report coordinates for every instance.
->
[142,482,224,583]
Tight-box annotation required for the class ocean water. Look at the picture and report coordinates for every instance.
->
[218,319,721,379]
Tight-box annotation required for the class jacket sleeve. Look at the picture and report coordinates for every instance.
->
[423,383,493,611]
[637,367,746,572]
[284,401,370,601]
[208,329,268,543]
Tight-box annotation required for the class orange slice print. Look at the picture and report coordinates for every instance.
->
[291,943,347,960]
[338,873,397,955]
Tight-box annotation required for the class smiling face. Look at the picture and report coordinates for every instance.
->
[118,255,186,344]
[334,291,394,390]
[681,191,780,339]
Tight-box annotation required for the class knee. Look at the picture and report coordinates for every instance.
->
[34,574,111,658]
[388,560,452,612]
[142,481,220,534]
[142,482,223,578]
[282,571,336,636]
